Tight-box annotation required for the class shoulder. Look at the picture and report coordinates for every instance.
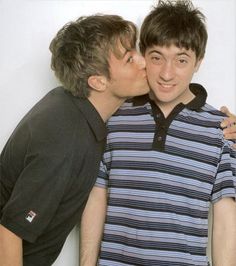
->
[4,87,88,154]
[185,103,231,147]
[25,87,87,131]
[192,103,227,126]
[30,87,83,120]
[111,96,151,118]
[184,102,227,124]
[201,103,227,119]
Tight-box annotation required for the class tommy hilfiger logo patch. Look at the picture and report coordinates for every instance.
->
[25,210,37,223]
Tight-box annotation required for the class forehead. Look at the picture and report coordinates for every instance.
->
[146,44,196,57]
[111,38,134,59]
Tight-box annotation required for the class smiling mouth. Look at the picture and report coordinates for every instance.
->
[159,83,175,89]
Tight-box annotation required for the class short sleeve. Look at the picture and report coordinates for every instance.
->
[211,139,236,203]
[0,121,79,243]
[95,160,109,189]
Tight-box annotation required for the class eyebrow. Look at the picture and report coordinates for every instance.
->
[147,50,161,56]
[177,52,191,57]
[148,49,191,57]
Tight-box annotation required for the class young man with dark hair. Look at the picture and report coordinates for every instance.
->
[0,14,149,266]
[82,1,236,265]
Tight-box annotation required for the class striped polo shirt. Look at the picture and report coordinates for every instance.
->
[96,84,236,266]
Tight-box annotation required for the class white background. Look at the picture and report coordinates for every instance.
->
[0,1,235,265]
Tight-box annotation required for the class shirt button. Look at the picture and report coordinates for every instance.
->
[157,136,162,141]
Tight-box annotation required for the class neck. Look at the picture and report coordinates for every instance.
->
[88,94,125,122]
[157,103,177,118]
[155,90,195,118]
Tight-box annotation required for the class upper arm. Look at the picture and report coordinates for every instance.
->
[213,197,236,230]
[211,137,236,204]
[0,224,23,265]
[212,198,236,265]
[79,186,107,266]
[81,186,107,224]
[0,120,81,243]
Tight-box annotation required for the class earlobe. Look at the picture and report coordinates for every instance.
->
[88,75,107,92]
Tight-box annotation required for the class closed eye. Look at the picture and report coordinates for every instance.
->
[127,56,134,63]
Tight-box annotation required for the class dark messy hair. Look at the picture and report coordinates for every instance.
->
[139,0,208,60]
[50,14,137,98]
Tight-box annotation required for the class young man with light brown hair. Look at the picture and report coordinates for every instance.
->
[0,14,149,266]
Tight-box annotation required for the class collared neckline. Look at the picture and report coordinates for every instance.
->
[133,83,207,111]
[70,94,107,141]
[185,83,207,111]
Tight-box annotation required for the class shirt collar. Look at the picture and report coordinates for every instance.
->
[185,83,207,110]
[133,83,207,111]
[70,95,107,141]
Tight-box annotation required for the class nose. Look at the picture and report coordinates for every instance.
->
[135,53,146,69]
[160,62,174,81]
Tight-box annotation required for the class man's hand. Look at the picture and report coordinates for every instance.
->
[220,106,236,148]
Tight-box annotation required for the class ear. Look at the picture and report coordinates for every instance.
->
[194,59,203,73]
[88,75,107,92]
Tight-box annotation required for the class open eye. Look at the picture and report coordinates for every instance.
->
[150,55,163,65]
[175,57,188,67]
[152,56,161,61]
[179,58,188,64]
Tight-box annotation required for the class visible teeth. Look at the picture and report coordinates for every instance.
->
[161,84,173,88]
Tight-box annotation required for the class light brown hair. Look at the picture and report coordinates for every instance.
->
[50,14,137,98]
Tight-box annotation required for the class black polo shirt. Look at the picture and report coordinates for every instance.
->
[0,87,107,265]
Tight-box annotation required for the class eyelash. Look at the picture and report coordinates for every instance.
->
[127,56,134,63]
[178,59,187,64]
[150,56,188,65]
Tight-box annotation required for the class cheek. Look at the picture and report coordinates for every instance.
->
[181,70,195,83]
[146,68,157,83]
[145,63,152,72]
[146,64,159,75]
[180,67,196,77]
[128,70,140,82]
